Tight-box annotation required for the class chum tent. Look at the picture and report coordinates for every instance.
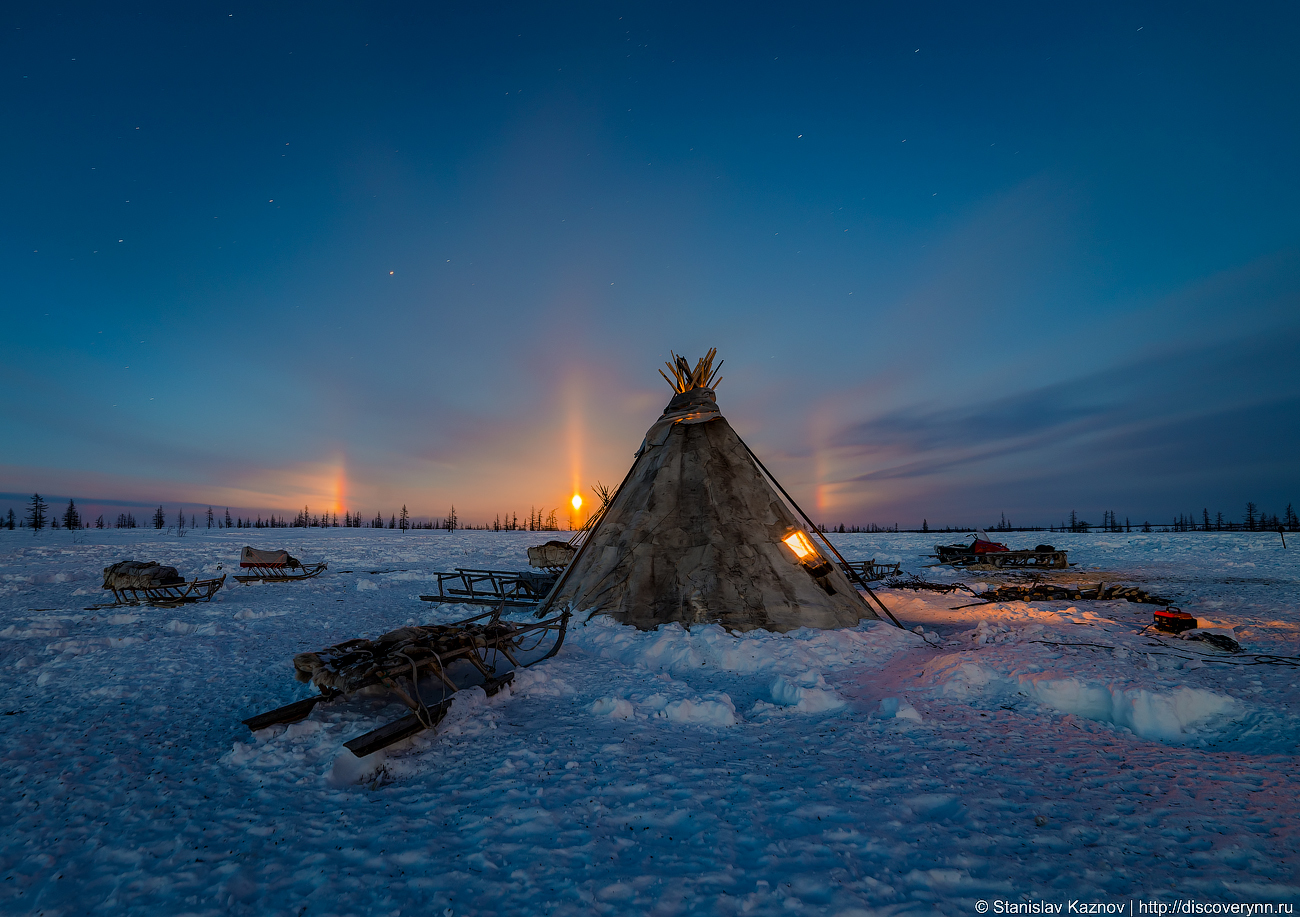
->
[539,350,888,633]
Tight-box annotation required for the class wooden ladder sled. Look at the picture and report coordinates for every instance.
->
[234,546,327,583]
[418,568,559,608]
[241,607,570,757]
[102,561,226,607]
[107,575,226,607]
[838,559,902,582]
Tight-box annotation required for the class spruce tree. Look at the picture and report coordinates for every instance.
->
[26,494,48,531]
[62,499,80,531]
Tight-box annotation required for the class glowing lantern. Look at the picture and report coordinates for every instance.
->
[571,494,583,511]
[782,529,834,579]
[782,530,815,559]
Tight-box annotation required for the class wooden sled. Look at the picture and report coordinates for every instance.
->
[839,559,902,582]
[241,607,570,757]
[930,548,1069,570]
[931,534,1068,570]
[105,574,226,607]
[419,568,558,608]
[233,546,327,583]
[527,540,577,572]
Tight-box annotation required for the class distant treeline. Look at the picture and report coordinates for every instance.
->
[4,494,569,534]
[821,504,1299,536]
[1042,504,1299,534]
[6,493,1297,536]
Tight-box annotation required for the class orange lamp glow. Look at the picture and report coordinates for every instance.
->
[783,530,816,560]
[571,494,583,511]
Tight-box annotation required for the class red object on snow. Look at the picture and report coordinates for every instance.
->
[971,537,1010,554]
[1153,609,1198,633]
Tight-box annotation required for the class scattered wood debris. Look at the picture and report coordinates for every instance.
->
[972,582,1174,606]
[881,574,975,595]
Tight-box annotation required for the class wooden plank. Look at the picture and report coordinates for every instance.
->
[344,699,453,758]
[242,696,324,731]
[343,672,512,756]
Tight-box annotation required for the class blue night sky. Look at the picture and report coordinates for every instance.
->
[3,2,1298,528]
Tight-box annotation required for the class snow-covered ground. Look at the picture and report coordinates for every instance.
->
[1,529,1297,915]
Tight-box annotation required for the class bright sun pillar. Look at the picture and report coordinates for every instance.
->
[571,494,583,511]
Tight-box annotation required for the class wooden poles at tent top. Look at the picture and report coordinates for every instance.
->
[659,349,723,393]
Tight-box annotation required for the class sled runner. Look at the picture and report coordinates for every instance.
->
[101,561,226,606]
[233,546,327,583]
[241,606,570,757]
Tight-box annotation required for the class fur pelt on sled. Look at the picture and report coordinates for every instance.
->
[293,620,514,695]
[102,560,185,590]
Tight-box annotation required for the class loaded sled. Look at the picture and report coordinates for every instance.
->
[234,546,327,583]
[526,540,577,572]
[931,531,1068,569]
[101,561,225,606]
[523,484,616,573]
[242,607,570,757]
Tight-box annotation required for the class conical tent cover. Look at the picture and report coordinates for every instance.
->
[547,356,878,632]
